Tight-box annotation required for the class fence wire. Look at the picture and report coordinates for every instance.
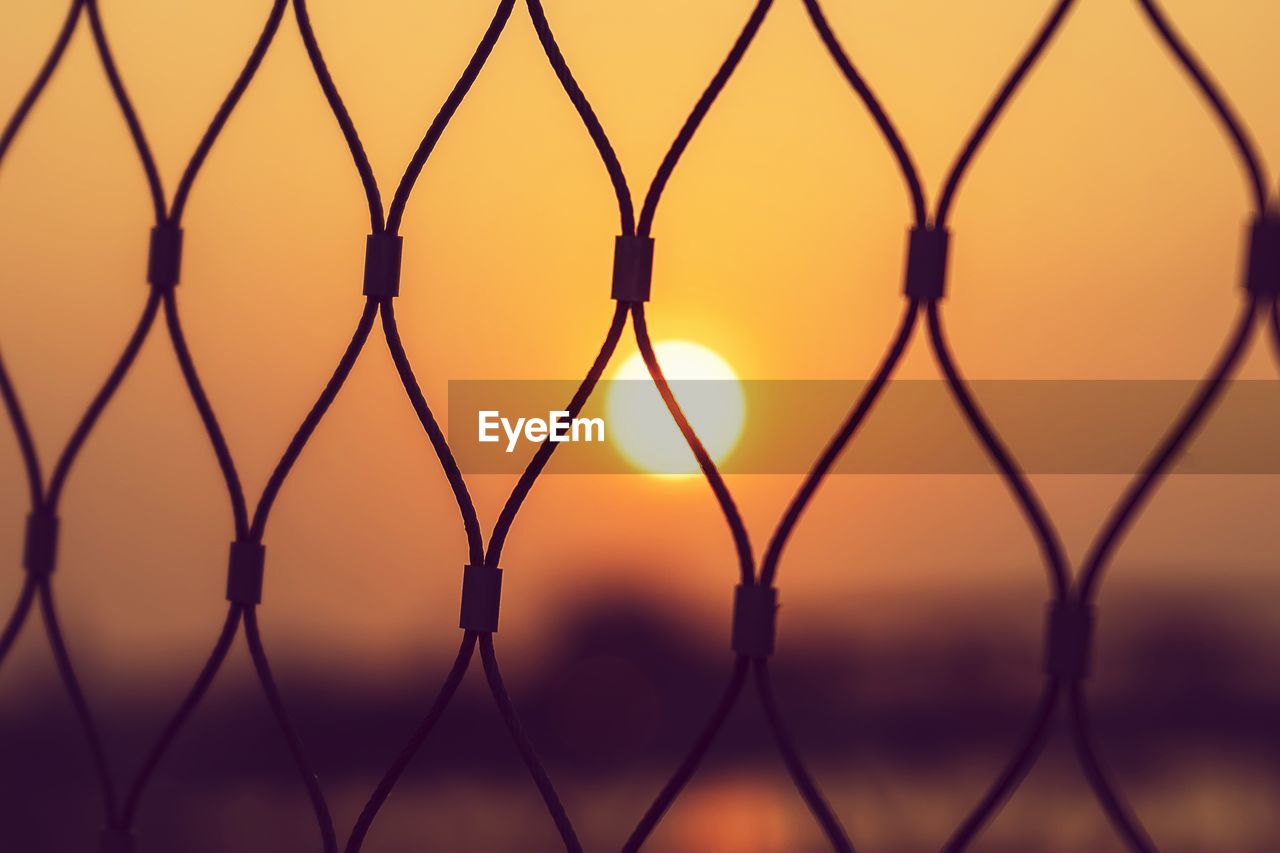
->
[1,1,1277,851]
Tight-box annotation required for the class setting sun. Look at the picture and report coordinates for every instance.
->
[606,340,746,476]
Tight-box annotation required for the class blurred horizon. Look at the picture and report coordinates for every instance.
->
[4,589,1279,850]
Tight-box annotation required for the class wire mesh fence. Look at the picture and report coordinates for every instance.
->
[2,1,1278,851]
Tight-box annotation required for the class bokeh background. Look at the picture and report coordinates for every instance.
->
[2,1,1279,850]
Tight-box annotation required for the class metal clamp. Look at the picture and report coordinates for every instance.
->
[226,541,266,606]
[363,232,404,298]
[23,510,59,577]
[611,235,655,303]
[1243,213,1280,297]
[903,226,950,302]
[1044,600,1095,680]
[147,223,184,290]
[460,563,503,633]
[731,583,777,658]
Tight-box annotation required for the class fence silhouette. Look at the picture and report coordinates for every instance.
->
[1,1,1277,851]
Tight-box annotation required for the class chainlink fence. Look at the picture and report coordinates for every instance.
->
[2,1,1278,851]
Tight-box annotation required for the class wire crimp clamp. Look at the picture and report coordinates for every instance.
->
[611,235,655,303]
[226,540,266,606]
[1044,599,1095,681]
[731,583,778,658]
[363,231,404,298]
[903,226,951,302]
[459,563,503,633]
[22,510,59,577]
[1243,213,1280,298]
[147,223,184,290]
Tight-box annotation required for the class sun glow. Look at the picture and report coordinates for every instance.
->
[606,340,746,476]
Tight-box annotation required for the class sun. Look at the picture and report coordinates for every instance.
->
[606,340,746,476]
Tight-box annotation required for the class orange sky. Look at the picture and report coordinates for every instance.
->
[2,1,1280,687]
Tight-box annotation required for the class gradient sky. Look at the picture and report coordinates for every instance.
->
[2,0,1279,691]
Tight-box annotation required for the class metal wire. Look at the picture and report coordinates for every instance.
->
[1,0,1277,850]
[800,1,1270,850]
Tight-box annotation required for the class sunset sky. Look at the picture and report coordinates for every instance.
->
[7,2,1280,851]
[1,0,1279,692]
